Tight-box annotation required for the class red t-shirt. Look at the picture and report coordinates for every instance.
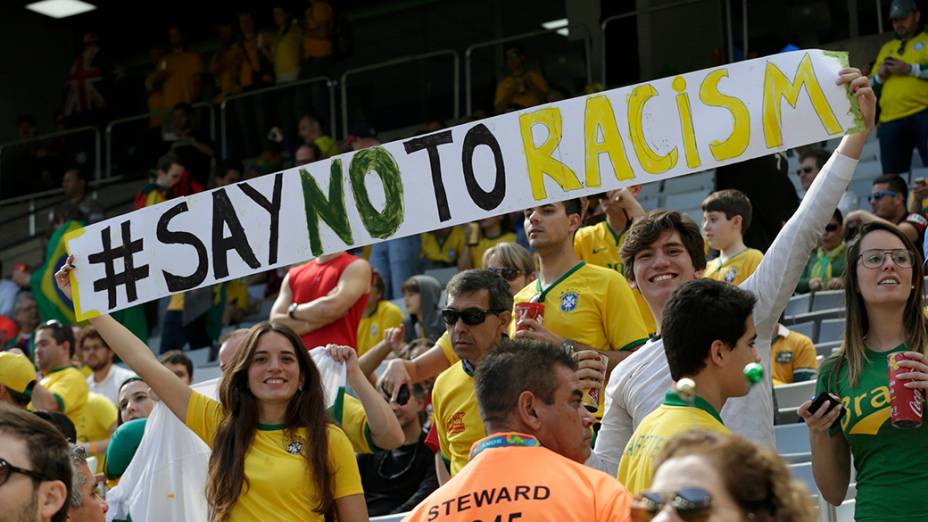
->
[288,253,369,349]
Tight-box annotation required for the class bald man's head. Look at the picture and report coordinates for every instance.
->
[218,329,250,371]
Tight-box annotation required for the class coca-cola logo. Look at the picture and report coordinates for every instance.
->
[912,389,924,418]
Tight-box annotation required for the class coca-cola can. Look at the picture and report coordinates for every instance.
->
[888,353,924,429]
[514,302,545,332]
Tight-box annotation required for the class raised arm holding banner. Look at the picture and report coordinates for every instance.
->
[66,50,863,319]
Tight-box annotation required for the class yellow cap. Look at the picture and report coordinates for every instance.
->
[0,352,37,395]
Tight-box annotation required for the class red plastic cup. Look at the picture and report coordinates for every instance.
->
[889,353,924,429]
[514,302,545,332]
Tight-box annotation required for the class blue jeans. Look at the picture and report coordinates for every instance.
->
[878,108,928,174]
[369,236,422,300]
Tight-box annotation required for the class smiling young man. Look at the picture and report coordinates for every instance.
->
[80,328,136,406]
[617,279,759,493]
[513,199,648,417]
[29,321,90,441]
[588,67,876,475]
[845,174,927,255]
[405,339,632,522]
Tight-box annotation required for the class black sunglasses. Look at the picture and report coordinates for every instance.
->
[0,457,47,487]
[441,307,503,326]
[824,223,839,232]
[487,267,522,282]
[631,487,712,522]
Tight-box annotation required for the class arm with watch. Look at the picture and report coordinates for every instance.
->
[270,260,372,335]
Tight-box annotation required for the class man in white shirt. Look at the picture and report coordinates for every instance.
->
[588,68,876,475]
[80,327,136,405]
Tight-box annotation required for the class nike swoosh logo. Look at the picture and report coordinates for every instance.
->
[849,407,890,435]
[592,247,608,254]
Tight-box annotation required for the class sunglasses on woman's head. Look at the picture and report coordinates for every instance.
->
[0,457,47,487]
[631,487,712,522]
[487,267,522,282]
[440,307,503,326]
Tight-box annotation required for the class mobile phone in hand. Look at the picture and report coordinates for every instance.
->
[809,392,845,428]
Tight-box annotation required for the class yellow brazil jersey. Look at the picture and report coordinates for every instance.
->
[437,331,458,365]
[356,300,405,356]
[872,32,928,123]
[332,393,377,454]
[38,367,89,440]
[185,392,363,521]
[512,262,648,416]
[432,361,485,476]
[772,325,818,386]
[617,391,730,494]
[704,248,763,286]
[470,232,517,269]
[421,227,467,266]
[574,220,657,334]
[80,392,118,473]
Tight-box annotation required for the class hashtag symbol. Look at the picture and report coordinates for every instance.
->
[87,221,150,309]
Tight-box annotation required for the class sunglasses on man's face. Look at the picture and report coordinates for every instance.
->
[868,190,899,203]
[440,307,503,326]
[824,223,840,232]
[631,487,713,522]
[0,457,47,488]
[487,266,522,282]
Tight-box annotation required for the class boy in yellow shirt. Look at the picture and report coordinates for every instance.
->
[618,279,760,493]
[356,271,404,355]
[702,189,764,285]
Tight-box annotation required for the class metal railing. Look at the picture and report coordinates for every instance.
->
[464,24,592,116]
[220,76,336,158]
[340,50,460,140]
[105,102,215,178]
[601,0,706,85]
[0,126,101,200]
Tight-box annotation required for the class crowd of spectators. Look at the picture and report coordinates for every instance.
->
[4,2,928,521]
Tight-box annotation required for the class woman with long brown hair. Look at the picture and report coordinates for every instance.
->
[798,222,928,521]
[55,258,367,521]
[636,429,818,522]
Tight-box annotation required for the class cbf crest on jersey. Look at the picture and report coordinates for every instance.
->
[724,267,738,284]
[560,291,579,312]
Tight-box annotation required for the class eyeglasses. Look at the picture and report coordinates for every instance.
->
[487,267,522,282]
[0,457,47,487]
[858,249,914,269]
[868,190,899,203]
[631,487,713,522]
[824,223,839,232]
[797,166,815,175]
[440,307,503,326]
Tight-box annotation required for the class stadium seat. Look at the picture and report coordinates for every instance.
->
[834,499,855,522]
[664,191,707,211]
[424,267,458,288]
[662,170,714,195]
[815,341,841,358]
[775,423,811,463]
[194,364,222,384]
[788,462,818,497]
[188,347,211,367]
[789,321,816,342]
[680,208,703,226]
[774,380,816,411]
[855,160,883,180]
[638,182,661,200]
[817,318,846,344]
[784,294,811,317]
[811,290,844,312]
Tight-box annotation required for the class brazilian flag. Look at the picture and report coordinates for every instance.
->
[30,220,149,341]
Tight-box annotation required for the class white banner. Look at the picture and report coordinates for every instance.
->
[68,49,861,319]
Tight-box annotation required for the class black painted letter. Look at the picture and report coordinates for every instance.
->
[403,130,454,221]
[156,201,208,292]
[462,124,505,211]
[212,188,260,279]
[237,172,283,265]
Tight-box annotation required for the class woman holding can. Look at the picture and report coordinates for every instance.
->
[798,221,928,521]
